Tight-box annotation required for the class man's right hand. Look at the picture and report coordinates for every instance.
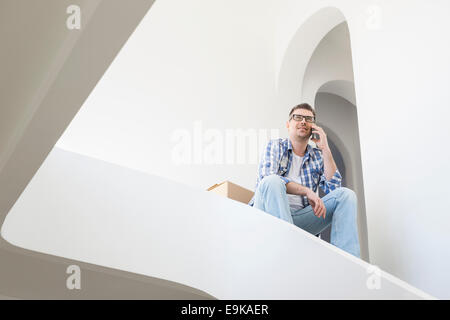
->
[306,190,326,219]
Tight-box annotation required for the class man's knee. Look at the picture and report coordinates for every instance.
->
[334,187,357,203]
[258,174,285,192]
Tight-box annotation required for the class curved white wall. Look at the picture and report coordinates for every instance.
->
[276,6,346,106]
[302,22,354,105]
[318,80,356,106]
[1,148,433,299]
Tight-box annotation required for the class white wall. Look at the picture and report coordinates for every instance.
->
[276,0,450,299]
[351,1,450,299]
[56,0,284,192]
[302,22,355,105]
[53,0,450,298]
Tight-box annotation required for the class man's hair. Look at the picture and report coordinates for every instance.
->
[288,103,316,119]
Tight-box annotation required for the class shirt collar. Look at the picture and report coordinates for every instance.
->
[287,138,313,158]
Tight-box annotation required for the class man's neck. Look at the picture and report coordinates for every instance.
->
[290,137,308,157]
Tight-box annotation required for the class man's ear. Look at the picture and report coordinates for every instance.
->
[286,120,289,129]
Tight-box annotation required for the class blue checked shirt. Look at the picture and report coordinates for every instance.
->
[248,138,342,208]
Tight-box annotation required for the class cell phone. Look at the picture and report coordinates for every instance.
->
[311,129,319,140]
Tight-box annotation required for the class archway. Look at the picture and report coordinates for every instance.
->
[277,8,369,261]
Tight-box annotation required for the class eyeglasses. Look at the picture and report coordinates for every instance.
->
[290,114,315,123]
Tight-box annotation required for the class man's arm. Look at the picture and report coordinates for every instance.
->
[311,124,337,180]
[286,181,310,196]
[311,124,342,193]
[322,146,338,181]
[286,182,327,219]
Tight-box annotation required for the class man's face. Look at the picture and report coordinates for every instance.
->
[286,109,315,140]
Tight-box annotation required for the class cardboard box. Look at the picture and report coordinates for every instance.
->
[207,181,254,204]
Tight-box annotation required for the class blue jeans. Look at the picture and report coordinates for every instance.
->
[253,174,361,258]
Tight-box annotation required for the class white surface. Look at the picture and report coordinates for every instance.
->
[55,0,283,192]
[318,80,356,106]
[51,0,450,298]
[301,22,355,106]
[276,0,450,299]
[1,148,433,299]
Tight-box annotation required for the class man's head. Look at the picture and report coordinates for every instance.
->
[286,103,316,141]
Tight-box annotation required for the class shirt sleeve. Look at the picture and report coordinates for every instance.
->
[256,139,292,187]
[318,161,342,195]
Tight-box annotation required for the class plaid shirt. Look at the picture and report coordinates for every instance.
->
[248,138,342,208]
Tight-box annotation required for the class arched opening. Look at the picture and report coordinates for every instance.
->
[278,9,369,261]
[305,22,368,261]
[314,93,368,260]
[276,7,346,104]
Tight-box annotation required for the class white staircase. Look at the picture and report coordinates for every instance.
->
[1,148,434,299]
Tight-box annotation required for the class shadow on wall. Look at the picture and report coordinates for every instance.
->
[314,92,369,263]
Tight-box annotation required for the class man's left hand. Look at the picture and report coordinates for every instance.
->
[311,124,329,151]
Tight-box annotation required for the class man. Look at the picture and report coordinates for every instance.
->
[248,103,360,258]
